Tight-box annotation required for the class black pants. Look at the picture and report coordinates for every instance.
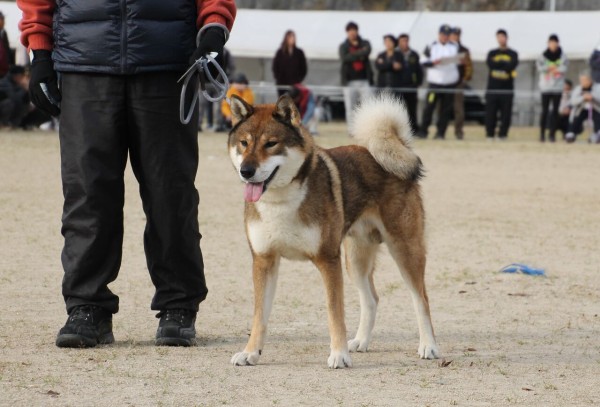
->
[485,92,514,138]
[540,92,561,141]
[60,72,207,314]
[400,89,419,134]
[568,108,600,136]
[419,83,455,137]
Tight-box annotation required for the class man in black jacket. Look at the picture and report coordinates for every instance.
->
[18,0,236,348]
[397,33,423,134]
[485,29,519,139]
[339,21,373,125]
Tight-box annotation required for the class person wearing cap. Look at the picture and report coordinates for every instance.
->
[220,73,254,131]
[485,29,519,140]
[339,21,373,125]
[17,0,236,348]
[397,33,423,134]
[418,24,460,139]
[536,34,568,142]
[449,27,472,140]
[0,65,29,127]
[375,34,403,97]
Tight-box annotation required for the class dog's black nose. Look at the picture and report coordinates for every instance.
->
[240,165,256,179]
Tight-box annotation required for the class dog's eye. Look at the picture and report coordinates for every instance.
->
[265,141,278,148]
[240,140,248,147]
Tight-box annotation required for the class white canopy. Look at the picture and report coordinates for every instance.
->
[227,9,600,61]
[2,2,599,62]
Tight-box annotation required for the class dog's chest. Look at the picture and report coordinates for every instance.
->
[246,186,320,260]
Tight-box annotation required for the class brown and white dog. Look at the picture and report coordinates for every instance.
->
[227,93,439,368]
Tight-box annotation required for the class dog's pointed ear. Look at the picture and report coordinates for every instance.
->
[274,94,302,127]
[230,95,254,126]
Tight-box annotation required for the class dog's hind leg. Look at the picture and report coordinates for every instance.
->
[382,215,440,360]
[314,255,352,369]
[343,236,379,353]
[231,254,280,366]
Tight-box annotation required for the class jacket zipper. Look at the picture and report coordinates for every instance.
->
[120,0,127,73]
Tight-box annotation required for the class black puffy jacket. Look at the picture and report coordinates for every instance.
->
[53,0,197,74]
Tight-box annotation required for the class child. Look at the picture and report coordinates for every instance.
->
[557,79,572,139]
[218,73,254,131]
[565,73,600,143]
[288,83,320,135]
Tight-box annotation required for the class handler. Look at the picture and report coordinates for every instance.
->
[17,0,236,348]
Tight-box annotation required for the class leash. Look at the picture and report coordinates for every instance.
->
[178,52,229,125]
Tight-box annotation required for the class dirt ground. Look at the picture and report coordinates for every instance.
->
[1,123,599,407]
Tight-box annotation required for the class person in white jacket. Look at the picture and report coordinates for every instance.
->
[417,24,459,139]
[536,34,568,142]
[565,72,600,143]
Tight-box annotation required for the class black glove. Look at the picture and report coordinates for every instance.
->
[189,27,226,78]
[29,50,61,117]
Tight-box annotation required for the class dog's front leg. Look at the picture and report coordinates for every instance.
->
[314,256,352,369]
[231,253,280,366]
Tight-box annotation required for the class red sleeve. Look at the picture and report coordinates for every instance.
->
[197,0,236,32]
[17,0,55,50]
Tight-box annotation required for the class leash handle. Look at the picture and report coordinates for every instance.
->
[179,53,229,125]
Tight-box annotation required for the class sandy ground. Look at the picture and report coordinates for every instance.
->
[1,123,599,407]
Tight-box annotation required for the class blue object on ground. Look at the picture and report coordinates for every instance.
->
[500,263,546,276]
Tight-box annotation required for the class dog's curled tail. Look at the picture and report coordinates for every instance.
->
[351,92,423,181]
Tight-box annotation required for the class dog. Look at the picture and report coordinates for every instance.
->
[227,93,440,368]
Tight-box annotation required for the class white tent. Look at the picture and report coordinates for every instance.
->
[227,9,600,61]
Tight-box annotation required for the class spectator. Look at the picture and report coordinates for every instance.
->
[449,27,473,140]
[589,44,600,84]
[537,34,568,142]
[339,21,373,125]
[0,65,29,128]
[397,33,423,134]
[375,34,403,97]
[0,11,14,78]
[557,79,573,139]
[220,73,254,131]
[485,29,519,140]
[272,30,307,97]
[418,24,459,140]
[565,72,600,144]
[288,83,319,135]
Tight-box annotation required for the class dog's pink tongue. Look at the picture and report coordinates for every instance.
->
[244,182,264,202]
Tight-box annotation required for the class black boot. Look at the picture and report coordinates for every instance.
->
[155,309,197,346]
[56,305,114,348]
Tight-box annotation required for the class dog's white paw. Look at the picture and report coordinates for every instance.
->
[231,351,260,366]
[418,342,440,359]
[348,338,369,353]
[328,350,353,369]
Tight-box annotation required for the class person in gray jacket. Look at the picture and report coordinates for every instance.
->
[536,34,568,142]
[565,72,600,144]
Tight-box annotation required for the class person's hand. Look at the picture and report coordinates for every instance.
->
[29,50,61,116]
[433,59,441,65]
[376,58,384,64]
[393,61,402,70]
[190,26,226,78]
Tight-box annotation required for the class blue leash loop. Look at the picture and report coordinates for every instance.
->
[178,52,229,125]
